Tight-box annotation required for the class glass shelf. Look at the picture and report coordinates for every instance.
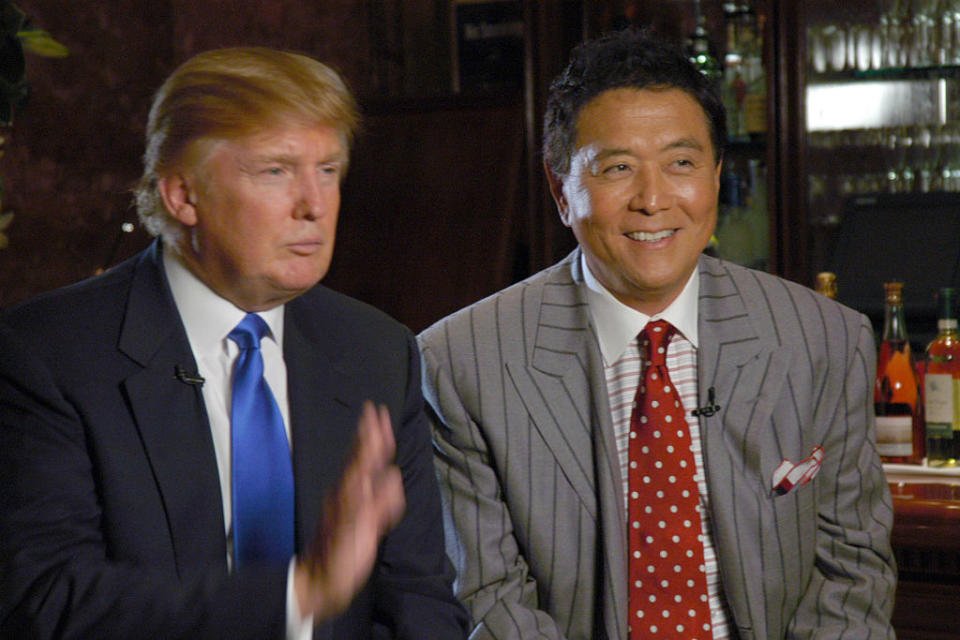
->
[809,65,960,85]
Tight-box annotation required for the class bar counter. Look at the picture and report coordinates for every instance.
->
[884,464,960,639]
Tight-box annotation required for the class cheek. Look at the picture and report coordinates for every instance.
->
[677,181,718,218]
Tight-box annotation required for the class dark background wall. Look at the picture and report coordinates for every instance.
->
[0,0,688,331]
[0,0,538,331]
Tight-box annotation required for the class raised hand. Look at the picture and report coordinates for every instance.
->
[294,401,406,621]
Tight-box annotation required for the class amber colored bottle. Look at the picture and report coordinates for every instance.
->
[925,288,960,466]
[874,282,924,464]
[815,272,837,299]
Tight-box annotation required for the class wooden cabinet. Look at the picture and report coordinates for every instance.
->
[887,470,960,638]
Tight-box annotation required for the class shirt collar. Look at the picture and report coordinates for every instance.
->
[581,251,699,366]
[163,244,285,357]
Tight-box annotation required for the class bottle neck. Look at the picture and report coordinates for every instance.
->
[883,302,909,342]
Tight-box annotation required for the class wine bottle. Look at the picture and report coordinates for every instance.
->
[874,281,924,464]
[925,287,960,466]
[815,272,837,299]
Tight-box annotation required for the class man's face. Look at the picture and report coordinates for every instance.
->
[170,122,345,311]
[549,87,721,315]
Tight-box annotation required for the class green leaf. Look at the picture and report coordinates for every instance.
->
[0,210,14,232]
[18,29,68,57]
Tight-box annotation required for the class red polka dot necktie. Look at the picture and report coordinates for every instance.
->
[628,320,711,638]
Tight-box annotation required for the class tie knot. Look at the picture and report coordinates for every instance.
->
[229,313,269,350]
[640,319,674,366]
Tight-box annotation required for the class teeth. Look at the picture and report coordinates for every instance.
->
[627,229,674,242]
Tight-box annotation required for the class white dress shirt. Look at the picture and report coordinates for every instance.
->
[163,246,312,639]
[581,254,731,639]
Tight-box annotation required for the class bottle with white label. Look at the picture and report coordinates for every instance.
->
[925,288,960,466]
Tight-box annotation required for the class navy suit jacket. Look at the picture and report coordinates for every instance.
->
[0,241,468,639]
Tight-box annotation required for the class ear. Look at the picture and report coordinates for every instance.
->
[544,161,571,227]
[157,174,200,227]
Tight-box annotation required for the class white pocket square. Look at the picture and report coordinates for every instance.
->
[772,446,824,495]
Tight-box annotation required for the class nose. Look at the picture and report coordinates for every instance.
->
[628,163,674,215]
[294,172,332,220]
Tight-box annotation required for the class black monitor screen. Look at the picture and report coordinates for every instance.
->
[830,192,960,348]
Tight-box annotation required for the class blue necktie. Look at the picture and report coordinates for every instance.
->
[229,313,294,569]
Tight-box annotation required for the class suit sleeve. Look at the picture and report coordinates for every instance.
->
[786,314,897,638]
[419,335,569,640]
[370,329,471,639]
[0,323,289,640]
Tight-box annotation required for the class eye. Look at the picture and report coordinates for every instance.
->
[318,163,343,181]
[262,166,286,176]
[602,163,631,175]
[668,157,699,173]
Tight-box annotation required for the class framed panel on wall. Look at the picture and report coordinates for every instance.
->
[450,0,524,93]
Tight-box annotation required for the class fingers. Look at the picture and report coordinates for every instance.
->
[373,464,405,535]
[355,401,404,534]
[354,401,395,476]
[295,402,406,621]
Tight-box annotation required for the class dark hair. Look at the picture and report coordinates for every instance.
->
[543,28,726,175]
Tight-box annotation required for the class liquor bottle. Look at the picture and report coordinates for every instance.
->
[687,0,722,84]
[743,157,768,269]
[815,272,837,299]
[739,4,766,138]
[874,281,924,464]
[925,288,960,466]
[723,2,748,140]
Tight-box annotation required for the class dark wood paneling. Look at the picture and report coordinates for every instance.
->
[329,97,526,332]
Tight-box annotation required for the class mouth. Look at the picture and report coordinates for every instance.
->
[625,229,676,243]
[287,239,324,255]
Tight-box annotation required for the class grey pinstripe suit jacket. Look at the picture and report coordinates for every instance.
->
[420,249,897,640]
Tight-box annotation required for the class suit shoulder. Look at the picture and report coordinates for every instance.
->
[700,256,870,363]
[701,255,866,326]
[292,284,411,346]
[1,256,137,340]
[418,260,567,349]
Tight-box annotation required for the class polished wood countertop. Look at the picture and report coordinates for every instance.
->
[884,465,960,638]
[885,463,960,553]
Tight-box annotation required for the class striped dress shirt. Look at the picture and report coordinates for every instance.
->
[582,258,730,639]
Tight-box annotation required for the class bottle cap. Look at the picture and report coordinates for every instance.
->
[883,281,903,305]
[815,272,837,299]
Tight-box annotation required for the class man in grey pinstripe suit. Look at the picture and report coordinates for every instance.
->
[419,29,896,639]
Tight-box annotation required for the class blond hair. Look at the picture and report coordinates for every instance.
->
[134,47,359,245]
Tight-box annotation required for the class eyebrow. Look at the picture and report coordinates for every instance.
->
[594,136,707,160]
[249,150,347,165]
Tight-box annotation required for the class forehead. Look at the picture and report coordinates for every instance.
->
[573,87,714,153]
[197,121,346,169]
[236,121,345,153]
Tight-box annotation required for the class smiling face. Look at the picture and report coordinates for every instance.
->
[161,122,345,311]
[548,87,722,315]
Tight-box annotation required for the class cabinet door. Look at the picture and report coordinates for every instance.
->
[799,0,960,346]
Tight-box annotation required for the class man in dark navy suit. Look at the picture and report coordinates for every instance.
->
[0,47,468,639]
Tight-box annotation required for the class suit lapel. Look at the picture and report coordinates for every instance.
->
[696,255,792,638]
[284,297,358,553]
[118,242,227,575]
[509,251,627,640]
[513,264,597,515]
